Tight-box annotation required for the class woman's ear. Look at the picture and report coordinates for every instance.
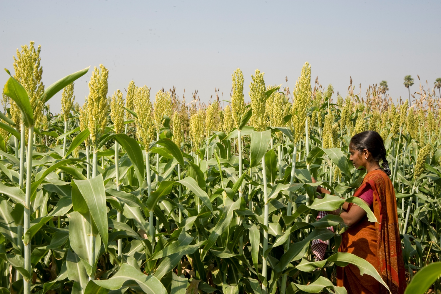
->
[363,149,369,159]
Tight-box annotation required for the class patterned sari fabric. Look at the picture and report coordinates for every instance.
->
[337,170,406,294]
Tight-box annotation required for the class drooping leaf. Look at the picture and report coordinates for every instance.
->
[250,130,271,168]
[0,121,20,140]
[3,72,34,127]
[156,138,185,166]
[322,148,351,177]
[114,134,145,184]
[42,67,89,103]
[178,177,212,211]
[64,128,90,158]
[72,175,108,249]
[405,262,441,294]
[145,181,174,211]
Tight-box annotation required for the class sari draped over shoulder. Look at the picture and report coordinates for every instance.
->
[337,170,406,294]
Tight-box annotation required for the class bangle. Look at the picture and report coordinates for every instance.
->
[316,185,322,193]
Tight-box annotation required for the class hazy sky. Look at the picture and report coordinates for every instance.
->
[1,0,440,113]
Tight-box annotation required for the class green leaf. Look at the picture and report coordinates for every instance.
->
[3,72,34,127]
[171,273,189,294]
[201,199,241,259]
[65,128,90,158]
[0,111,14,126]
[72,175,108,249]
[0,182,26,206]
[346,197,377,222]
[296,258,327,272]
[306,146,324,166]
[327,252,390,292]
[239,109,252,130]
[6,254,31,280]
[264,86,280,99]
[178,177,212,211]
[309,194,345,211]
[89,264,167,294]
[250,130,271,168]
[267,183,290,203]
[56,126,80,141]
[68,212,93,266]
[322,148,351,177]
[293,276,334,293]
[265,149,277,183]
[32,159,81,200]
[23,216,52,245]
[405,261,441,294]
[276,127,294,142]
[66,249,89,290]
[0,122,19,140]
[114,134,145,184]
[156,138,185,166]
[249,224,260,268]
[42,67,89,103]
[146,181,174,211]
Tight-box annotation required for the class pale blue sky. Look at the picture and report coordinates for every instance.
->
[1,0,440,113]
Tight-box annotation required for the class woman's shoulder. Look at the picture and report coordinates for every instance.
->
[364,169,390,186]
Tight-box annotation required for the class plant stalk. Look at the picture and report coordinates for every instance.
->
[23,126,34,294]
[261,156,269,292]
[115,141,122,257]
[146,152,154,244]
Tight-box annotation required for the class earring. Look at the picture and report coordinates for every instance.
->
[365,157,367,159]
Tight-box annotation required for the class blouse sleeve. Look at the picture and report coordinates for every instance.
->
[358,185,374,207]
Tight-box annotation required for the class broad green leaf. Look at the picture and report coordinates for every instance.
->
[42,67,89,102]
[0,182,25,206]
[306,146,324,165]
[296,258,327,272]
[23,216,52,245]
[294,276,334,293]
[312,214,345,229]
[68,212,93,266]
[114,134,145,183]
[146,181,174,211]
[171,273,188,294]
[405,261,441,294]
[276,127,294,142]
[178,177,212,211]
[3,72,34,127]
[65,128,90,158]
[32,158,81,200]
[72,175,108,249]
[267,183,290,203]
[150,230,194,260]
[322,148,351,177]
[309,194,345,211]
[156,138,185,166]
[66,249,89,290]
[265,149,277,183]
[346,197,377,222]
[250,130,271,167]
[123,204,148,232]
[201,199,241,259]
[327,252,389,292]
[106,188,145,210]
[0,200,17,243]
[89,264,167,294]
[274,229,334,272]
[249,224,260,268]
[6,254,30,280]
[0,122,20,140]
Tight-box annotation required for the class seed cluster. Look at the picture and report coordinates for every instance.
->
[61,83,75,122]
[249,69,266,132]
[87,65,109,146]
[110,90,125,134]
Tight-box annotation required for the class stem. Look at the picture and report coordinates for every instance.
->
[278,144,282,179]
[178,164,182,224]
[238,130,242,198]
[156,133,159,182]
[146,152,154,244]
[115,141,122,257]
[23,126,34,294]
[281,145,297,294]
[19,123,25,188]
[261,156,269,292]
[86,145,90,179]
[61,120,67,179]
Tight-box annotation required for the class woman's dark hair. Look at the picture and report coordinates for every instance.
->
[350,130,391,176]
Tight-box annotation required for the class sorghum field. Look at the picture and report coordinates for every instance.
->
[1,42,440,294]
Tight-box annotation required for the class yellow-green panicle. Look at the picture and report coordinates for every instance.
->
[249,69,266,132]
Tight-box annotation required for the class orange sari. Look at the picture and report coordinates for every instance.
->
[337,170,406,294]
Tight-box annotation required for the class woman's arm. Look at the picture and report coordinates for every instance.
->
[313,177,366,226]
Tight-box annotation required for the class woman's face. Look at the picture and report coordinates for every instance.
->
[349,143,367,170]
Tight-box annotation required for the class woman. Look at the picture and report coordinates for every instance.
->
[316,131,406,293]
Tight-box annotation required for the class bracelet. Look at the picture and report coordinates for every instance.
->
[316,185,322,193]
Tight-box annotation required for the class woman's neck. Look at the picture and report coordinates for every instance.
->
[366,161,381,173]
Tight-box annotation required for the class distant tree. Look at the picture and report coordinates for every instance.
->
[404,75,414,106]
[434,78,441,97]
[379,80,389,98]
